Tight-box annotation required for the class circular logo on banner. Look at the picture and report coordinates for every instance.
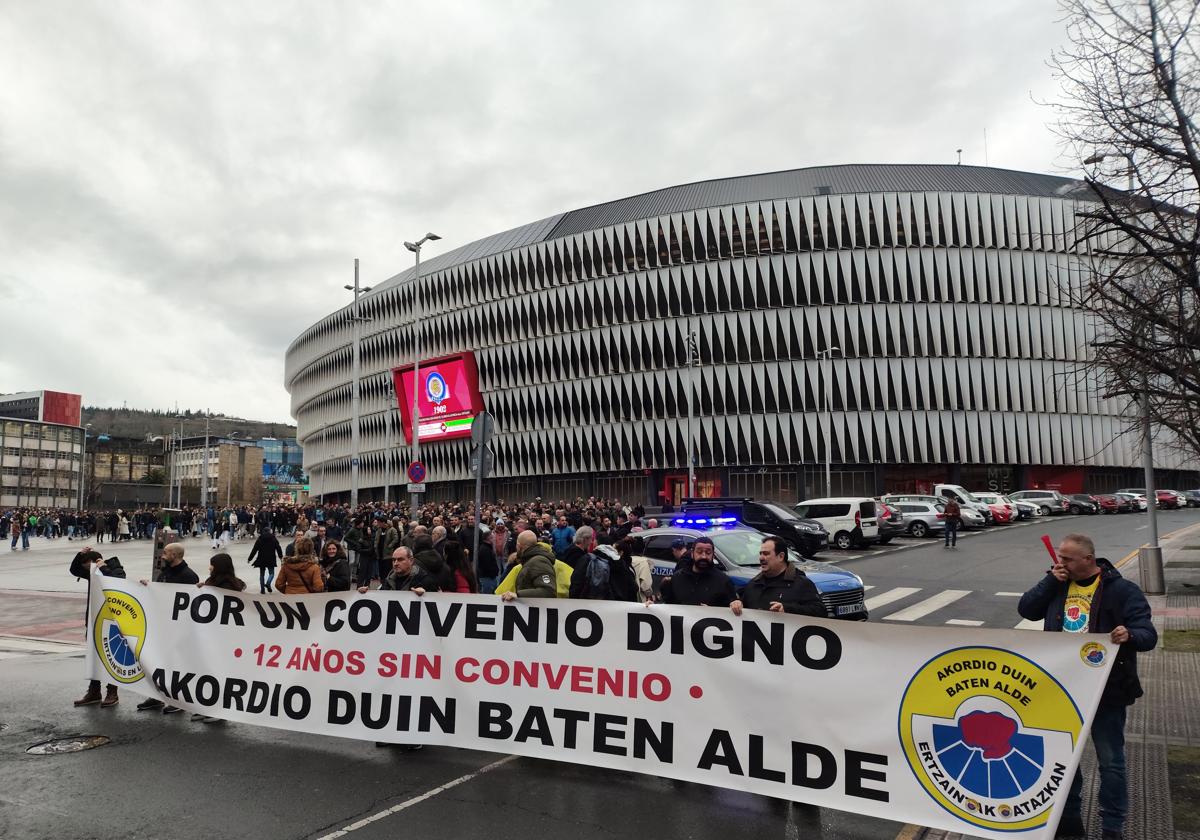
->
[1079,642,1107,667]
[898,647,1082,833]
[93,589,147,684]
[425,372,449,405]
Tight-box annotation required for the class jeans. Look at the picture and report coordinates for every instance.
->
[944,520,958,546]
[478,576,498,595]
[1065,702,1128,833]
[259,567,275,593]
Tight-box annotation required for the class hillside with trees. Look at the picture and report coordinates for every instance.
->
[81,406,296,441]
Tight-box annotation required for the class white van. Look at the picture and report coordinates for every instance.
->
[792,497,879,549]
[933,484,993,524]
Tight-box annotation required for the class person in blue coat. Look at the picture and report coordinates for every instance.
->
[1018,533,1156,840]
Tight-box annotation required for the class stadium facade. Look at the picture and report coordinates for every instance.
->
[284,164,1199,506]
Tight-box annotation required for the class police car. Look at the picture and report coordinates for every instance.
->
[604,525,869,621]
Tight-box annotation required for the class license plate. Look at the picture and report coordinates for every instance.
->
[836,603,865,616]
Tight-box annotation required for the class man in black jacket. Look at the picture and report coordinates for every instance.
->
[1018,533,1156,840]
[730,536,824,617]
[358,547,438,594]
[70,550,125,708]
[136,543,199,713]
[659,537,735,607]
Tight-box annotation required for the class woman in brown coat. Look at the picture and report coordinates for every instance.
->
[274,536,324,594]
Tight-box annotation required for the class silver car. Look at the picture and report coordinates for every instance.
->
[882,494,986,530]
[887,501,947,538]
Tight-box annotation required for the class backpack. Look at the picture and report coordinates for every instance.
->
[582,553,637,601]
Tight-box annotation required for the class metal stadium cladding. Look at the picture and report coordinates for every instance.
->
[284,164,1199,506]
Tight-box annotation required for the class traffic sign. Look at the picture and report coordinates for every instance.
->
[407,482,426,494]
[470,411,495,446]
[407,461,426,483]
[470,445,494,479]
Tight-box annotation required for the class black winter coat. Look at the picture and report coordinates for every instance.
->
[661,565,736,607]
[1018,558,1156,706]
[247,533,283,569]
[737,564,825,616]
[379,564,437,592]
[320,557,351,592]
[157,560,200,585]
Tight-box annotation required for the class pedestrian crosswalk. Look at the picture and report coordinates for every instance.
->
[860,585,1039,629]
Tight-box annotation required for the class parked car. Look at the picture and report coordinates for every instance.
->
[1005,496,1039,519]
[934,484,994,524]
[627,526,869,620]
[1008,489,1070,516]
[874,502,905,545]
[1156,490,1185,509]
[1067,494,1101,515]
[971,492,1016,523]
[886,500,947,538]
[1183,490,1200,508]
[1114,492,1148,511]
[1091,494,1122,514]
[793,497,880,550]
[677,497,827,558]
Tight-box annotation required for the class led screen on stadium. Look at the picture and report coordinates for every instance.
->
[392,352,484,444]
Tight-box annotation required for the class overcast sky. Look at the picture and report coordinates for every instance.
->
[0,1,1073,424]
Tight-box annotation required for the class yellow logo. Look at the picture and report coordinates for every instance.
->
[1080,642,1107,668]
[898,646,1083,832]
[93,589,147,684]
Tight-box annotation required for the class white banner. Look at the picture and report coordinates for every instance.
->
[86,570,1116,839]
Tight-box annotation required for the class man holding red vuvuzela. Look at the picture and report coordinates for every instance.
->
[1018,533,1156,840]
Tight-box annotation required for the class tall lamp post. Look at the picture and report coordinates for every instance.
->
[344,260,373,511]
[77,423,92,510]
[1083,150,1163,593]
[404,232,441,516]
[200,411,211,512]
[816,346,842,497]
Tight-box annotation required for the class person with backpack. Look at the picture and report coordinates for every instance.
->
[569,530,638,601]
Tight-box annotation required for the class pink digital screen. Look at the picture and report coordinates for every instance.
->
[392,352,484,444]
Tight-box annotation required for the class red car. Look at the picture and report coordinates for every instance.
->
[1092,494,1121,514]
[986,503,1013,524]
[1156,490,1181,509]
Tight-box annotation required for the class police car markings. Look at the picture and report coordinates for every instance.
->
[883,590,970,622]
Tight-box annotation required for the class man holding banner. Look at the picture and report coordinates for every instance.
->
[1018,533,1157,840]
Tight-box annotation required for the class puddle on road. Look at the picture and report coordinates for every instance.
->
[26,735,110,755]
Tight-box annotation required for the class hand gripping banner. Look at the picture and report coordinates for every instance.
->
[86,569,1115,839]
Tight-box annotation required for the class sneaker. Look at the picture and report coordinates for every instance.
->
[136,698,164,711]
[162,705,183,714]
[201,716,225,725]
[401,744,424,752]
[191,713,207,722]
[1055,813,1085,838]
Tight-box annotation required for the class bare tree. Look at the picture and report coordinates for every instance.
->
[1052,0,1200,462]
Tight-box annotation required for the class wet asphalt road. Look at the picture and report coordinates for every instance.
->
[2,507,1197,840]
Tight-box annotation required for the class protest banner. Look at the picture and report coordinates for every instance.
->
[87,570,1116,839]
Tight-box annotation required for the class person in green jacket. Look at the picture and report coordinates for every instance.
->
[499,530,557,600]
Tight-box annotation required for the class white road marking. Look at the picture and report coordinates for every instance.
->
[315,754,518,839]
[995,592,1022,597]
[945,619,985,627]
[1136,525,1148,531]
[1014,619,1043,631]
[841,554,862,560]
[863,585,876,591]
[865,587,921,611]
[884,590,970,622]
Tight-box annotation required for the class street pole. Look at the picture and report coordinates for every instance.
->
[349,259,365,511]
[201,413,210,512]
[404,232,441,518]
[817,347,841,497]
[77,423,91,510]
[686,327,697,499]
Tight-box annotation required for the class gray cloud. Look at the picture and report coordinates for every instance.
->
[0,0,1070,423]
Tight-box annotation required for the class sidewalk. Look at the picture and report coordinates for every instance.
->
[921,522,1200,840]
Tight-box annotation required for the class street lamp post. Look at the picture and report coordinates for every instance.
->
[201,412,210,512]
[226,431,243,507]
[685,326,700,499]
[345,260,373,511]
[77,423,92,510]
[404,232,441,516]
[816,346,842,497]
[1083,150,1163,594]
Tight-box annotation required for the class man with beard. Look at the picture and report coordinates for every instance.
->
[657,537,735,607]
